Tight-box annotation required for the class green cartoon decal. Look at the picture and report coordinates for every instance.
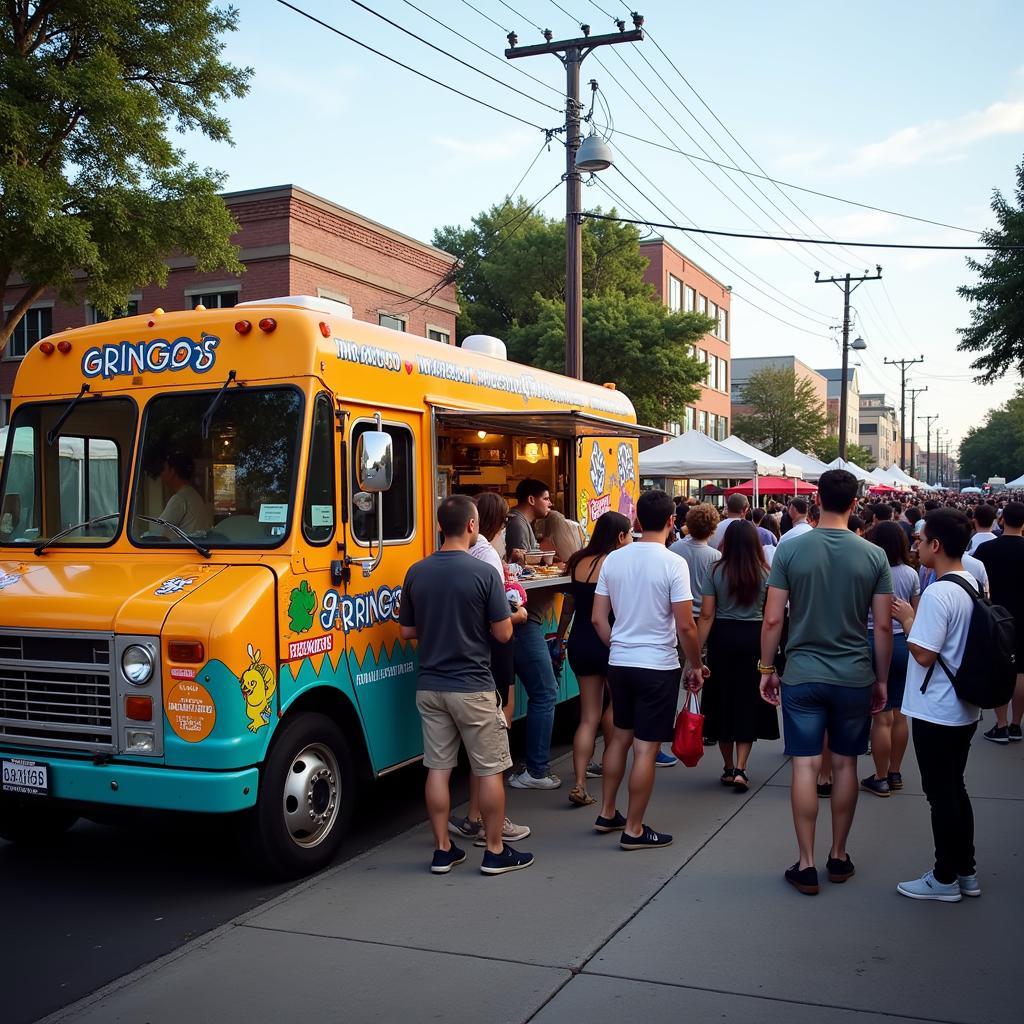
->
[288,580,318,633]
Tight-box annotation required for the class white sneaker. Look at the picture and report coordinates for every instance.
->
[897,870,962,902]
[508,770,561,790]
[957,873,982,897]
[473,817,532,846]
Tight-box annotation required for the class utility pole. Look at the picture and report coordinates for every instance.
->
[883,356,925,470]
[920,414,939,485]
[907,386,928,479]
[815,267,882,459]
[506,15,644,380]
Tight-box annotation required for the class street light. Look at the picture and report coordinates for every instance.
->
[575,132,614,172]
[851,335,866,351]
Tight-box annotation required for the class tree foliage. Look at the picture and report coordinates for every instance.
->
[506,292,713,427]
[0,1,252,348]
[814,434,875,468]
[733,367,828,457]
[957,387,1024,481]
[957,156,1024,383]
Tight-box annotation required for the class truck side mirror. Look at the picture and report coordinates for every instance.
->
[357,430,393,494]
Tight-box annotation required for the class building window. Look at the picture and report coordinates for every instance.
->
[698,410,708,434]
[350,420,415,544]
[699,294,708,316]
[317,287,350,305]
[717,358,727,393]
[668,420,681,436]
[685,406,696,432]
[378,313,406,332]
[684,286,696,313]
[719,415,729,439]
[719,308,728,341]
[668,274,682,313]
[191,291,237,309]
[89,299,140,324]
[5,306,53,359]
[861,423,878,435]
[709,302,718,331]
[705,354,715,388]
[427,328,450,345]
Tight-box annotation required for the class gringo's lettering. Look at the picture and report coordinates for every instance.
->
[335,339,401,373]
[81,333,220,380]
[320,585,402,633]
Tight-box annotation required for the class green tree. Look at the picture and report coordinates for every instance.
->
[733,367,828,457]
[957,156,1024,382]
[957,388,1024,481]
[507,292,713,428]
[0,1,252,349]
[814,434,876,468]
[432,201,652,341]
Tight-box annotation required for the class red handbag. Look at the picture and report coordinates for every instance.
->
[671,689,705,767]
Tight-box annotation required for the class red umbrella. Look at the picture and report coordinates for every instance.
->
[868,484,900,494]
[725,476,817,496]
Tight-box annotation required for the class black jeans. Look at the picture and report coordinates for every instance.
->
[912,718,978,884]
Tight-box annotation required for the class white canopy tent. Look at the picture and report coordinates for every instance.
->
[1006,474,1024,488]
[869,467,901,486]
[887,463,925,488]
[825,457,875,483]
[720,435,804,479]
[639,430,759,483]
[776,447,829,483]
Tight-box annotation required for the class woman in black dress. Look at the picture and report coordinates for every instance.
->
[565,511,633,806]
[697,520,778,792]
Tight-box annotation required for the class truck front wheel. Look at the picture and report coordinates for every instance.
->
[242,712,355,879]
[0,795,78,845]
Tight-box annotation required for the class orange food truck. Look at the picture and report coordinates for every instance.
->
[0,295,660,875]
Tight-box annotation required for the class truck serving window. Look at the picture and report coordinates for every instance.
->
[0,398,135,546]
[350,421,414,544]
[130,387,303,548]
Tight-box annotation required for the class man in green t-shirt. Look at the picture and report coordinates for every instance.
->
[759,469,893,896]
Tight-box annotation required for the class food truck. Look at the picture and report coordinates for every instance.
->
[0,295,660,876]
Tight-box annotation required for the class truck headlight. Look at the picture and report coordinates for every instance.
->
[125,729,155,753]
[122,644,154,685]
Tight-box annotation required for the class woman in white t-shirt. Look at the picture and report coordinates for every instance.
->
[863,522,920,797]
[892,508,982,903]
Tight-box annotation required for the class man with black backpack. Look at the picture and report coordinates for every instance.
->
[892,507,1017,902]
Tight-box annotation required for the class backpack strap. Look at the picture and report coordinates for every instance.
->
[918,574,978,694]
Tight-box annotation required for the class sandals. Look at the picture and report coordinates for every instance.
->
[720,768,736,785]
[732,768,750,792]
[569,783,596,807]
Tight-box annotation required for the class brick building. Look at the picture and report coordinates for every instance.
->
[859,393,901,468]
[0,185,459,422]
[730,356,827,427]
[640,238,731,440]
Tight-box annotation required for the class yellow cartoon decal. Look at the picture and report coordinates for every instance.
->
[240,643,277,733]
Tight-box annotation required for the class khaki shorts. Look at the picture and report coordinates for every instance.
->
[416,689,513,776]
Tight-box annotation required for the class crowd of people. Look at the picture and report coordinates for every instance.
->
[398,472,1022,899]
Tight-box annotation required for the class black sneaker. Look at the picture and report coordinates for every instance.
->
[430,843,466,874]
[480,843,534,875]
[816,782,832,798]
[984,725,1010,744]
[861,774,891,797]
[887,771,904,791]
[620,824,673,851]
[447,814,482,840]
[785,863,820,895]
[826,854,855,883]
[1009,724,1023,742]
[593,810,627,833]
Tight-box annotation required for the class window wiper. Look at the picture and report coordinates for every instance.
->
[46,384,90,446]
[135,515,211,559]
[201,370,244,439]
[34,512,120,556]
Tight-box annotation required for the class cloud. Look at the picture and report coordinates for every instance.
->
[841,100,1024,174]
[432,131,538,164]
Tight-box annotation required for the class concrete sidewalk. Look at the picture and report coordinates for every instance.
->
[40,729,1022,1024]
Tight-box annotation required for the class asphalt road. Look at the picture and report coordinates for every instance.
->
[2,719,576,1024]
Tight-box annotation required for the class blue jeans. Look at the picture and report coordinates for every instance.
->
[512,621,558,778]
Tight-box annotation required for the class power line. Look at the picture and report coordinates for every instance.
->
[273,0,549,131]
[578,212,1022,250]
[344,0,561,112]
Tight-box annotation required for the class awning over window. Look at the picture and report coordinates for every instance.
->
[433,408,669,439]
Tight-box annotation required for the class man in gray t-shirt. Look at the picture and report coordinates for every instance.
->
[670,535,720,616]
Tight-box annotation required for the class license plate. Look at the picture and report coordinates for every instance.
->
[1,758,49,796]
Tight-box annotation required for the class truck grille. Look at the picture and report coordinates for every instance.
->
[0,631,114,752]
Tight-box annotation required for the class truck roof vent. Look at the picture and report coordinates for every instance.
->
[461,335,507,360]
[235,295,354,318]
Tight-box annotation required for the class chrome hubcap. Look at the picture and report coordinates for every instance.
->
[282,743,340,849]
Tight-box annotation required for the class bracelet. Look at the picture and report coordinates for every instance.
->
[757,662,776,675]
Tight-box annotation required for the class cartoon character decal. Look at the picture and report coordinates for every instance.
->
[577,488,590,532]
[239,643,277,733]
[0,572,21,591]
[155,576,196,596]
[589,441,606,495]
[288,580,317,633]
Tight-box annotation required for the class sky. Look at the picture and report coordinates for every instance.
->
[182,0,1024,456]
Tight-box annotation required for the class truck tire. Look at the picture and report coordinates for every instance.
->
[0,795,78,845]
[241,711,355,879]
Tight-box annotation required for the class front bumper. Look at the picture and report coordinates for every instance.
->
[1,752,259,813]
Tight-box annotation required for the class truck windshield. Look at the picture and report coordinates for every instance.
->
[0,397,136,546]
[130,386,303,549]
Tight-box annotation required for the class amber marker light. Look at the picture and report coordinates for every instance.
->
[125,696,153,722]
[167,640,205,663]
[319,321,331,337]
